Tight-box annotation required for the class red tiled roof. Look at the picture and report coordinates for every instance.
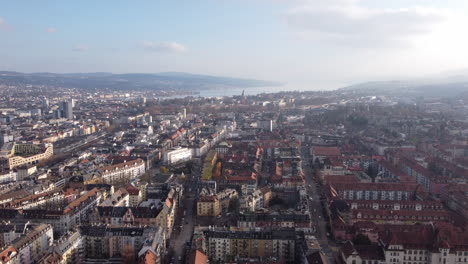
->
[186,250,208,264]
[329,182,419,192]
[324,175,359,184]
[198,195,218,203]
[312,147,341,157]
[165,198,173,208]
[126,184,140,195]
[63,188,99,214]
[352,208,449,221]
[140,250,157,264]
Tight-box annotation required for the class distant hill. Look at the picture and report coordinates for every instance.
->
[339,74,468,98]
[0,71,282,91]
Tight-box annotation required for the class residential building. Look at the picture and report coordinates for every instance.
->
[0,224,54,264]
[99,159,145,185]
[197,195,221,217]
[203,228,298,262]
[163,147,192,165]
[0,143,53,172]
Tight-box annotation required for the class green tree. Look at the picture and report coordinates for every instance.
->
[352,234,371,245]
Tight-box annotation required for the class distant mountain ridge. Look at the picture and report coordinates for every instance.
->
[339,74,468,98]
[0,71,282,91]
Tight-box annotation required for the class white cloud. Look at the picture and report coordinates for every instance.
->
[72,45,88,52]
[142,41,188,53]
[46,27,57,33]
[285,1,448,48]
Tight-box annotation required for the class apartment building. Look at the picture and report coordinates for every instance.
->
[337,223,468,264]
[242,186,272,212]
[197,195,221,217]
[96,206,160,226]
[0,171,16,183]
[328,183,419,201]
[0,143,53,172]
[162,147,192,165]
[379,226,468,264]
[99,159,145,185]
[203,228,298,262]
[98,187,129,207]
[79,225,164,262]
[39,230,82,264]
[0,224,53,264]
[19,188,102,235]
[238,212,312,233]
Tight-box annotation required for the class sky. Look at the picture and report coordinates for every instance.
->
[1,0,468,90]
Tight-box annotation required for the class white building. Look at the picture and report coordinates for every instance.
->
[0,171,16,183]
[40,230,82,264]
[163,147,192,165]
[99,159,146,185]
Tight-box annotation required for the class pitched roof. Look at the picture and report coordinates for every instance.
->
[312,147,341,157]
[126,184,140,195]
[186,250,208,264]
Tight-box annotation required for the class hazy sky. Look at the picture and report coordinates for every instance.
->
[1,0,468,90]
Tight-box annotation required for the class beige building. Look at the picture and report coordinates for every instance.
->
[204,229,297,262]
[197,195,221,216]
[0,143,53,172]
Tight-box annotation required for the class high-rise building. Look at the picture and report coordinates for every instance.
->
[61,101,73,120]
[54,109,62,119]
[42,98,49,110]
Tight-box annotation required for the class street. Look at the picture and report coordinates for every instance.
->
[165,163,200,264]
[300,145,337,263]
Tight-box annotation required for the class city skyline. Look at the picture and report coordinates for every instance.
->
[1,0,468,90]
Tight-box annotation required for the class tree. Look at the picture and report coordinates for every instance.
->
[352,234,371,245]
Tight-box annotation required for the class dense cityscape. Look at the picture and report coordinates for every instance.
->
[2,1,468,264]
[0,81,467,264]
